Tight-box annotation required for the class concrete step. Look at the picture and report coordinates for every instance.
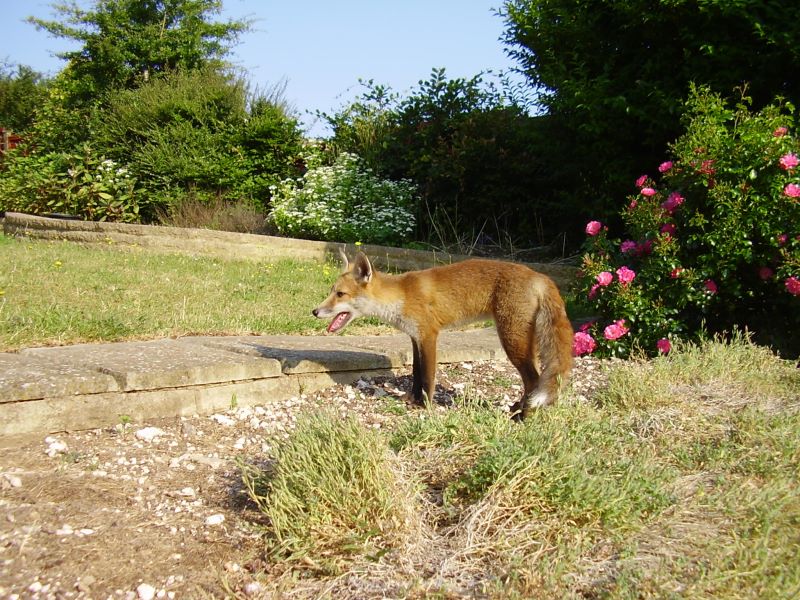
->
[0,329,504,443]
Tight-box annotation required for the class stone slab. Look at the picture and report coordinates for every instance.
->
[0,367,398,443]
[20,338,282,392]
[0,353,120,403]
[194,334,410,373]
[437,328,505,362]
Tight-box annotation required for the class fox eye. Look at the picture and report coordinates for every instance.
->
[336,291,345,298]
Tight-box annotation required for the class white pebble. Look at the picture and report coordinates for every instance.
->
[2,473,22,488]
[205,513,225,526]
[137,583,156,600]
[244,581,262,596]
[135,427,166,442]
[236,407,253,419]
[210,414,235,426]
[44,437,68,457]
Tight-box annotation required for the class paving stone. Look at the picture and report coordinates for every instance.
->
[194,335,401,374]
[0,353,120,403]
[0,328,507,441]
[21,338,281,392]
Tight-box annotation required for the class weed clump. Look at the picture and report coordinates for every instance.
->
[242,410,421,573]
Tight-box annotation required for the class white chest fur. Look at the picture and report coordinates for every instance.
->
[355,297,420,340]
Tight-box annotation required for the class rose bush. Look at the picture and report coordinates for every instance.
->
[575,87,800,358]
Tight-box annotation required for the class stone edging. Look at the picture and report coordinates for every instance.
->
[2,212,577,290]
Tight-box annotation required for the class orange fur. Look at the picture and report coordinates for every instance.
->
[312,252,573,419]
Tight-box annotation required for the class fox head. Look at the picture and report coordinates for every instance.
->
[312,251,374,333]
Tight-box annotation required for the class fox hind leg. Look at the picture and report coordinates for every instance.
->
[495,317,543,420]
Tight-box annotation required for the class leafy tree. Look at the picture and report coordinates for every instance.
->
[92,68,304,218]
[28,0,251,103]
[323,70,551,250]
[501,0,800,238]
[0,62,49,132]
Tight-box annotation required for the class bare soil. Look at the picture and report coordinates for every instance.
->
[0,357,603,599]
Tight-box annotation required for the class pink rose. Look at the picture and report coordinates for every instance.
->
[660,223,677,237]
[704,279,718,294]
[640,187,657,197]
[773,126,788,137]
[572,331,597,356]
[585,220,603,236]
[629,199,638,210]
[596,271,613,286]
[588,284,600,300]
[620,240,637,253]
[603,319,629,341]
[786,276,800,296]
[578,320,596,332]
[656,338,671,354]
[784,183,800,198]
[661,191,685,212]
[635,174,648,188]
[759,266,774,281]
[777,234,788,246]
[779,153,799,171]
[670,267,684,279]
[616,266,636,285]
[658,161,673,173]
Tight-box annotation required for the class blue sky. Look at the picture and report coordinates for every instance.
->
[0,0,523,136]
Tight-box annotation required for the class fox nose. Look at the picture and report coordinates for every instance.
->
[312,308,319,317]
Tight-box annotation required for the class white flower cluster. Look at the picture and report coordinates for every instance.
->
[269,152,417,245]
[95,158,134,190]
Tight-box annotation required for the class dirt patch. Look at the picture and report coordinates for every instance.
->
[0,357,604,599]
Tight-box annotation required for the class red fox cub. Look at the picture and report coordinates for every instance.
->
[312,252,574,420]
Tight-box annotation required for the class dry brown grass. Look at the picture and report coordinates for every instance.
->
[158,195,269,234]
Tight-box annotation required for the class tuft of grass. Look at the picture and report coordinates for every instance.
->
[157,196,269,234]
[0,234,392,350]
[599,331,800,412]
[446,405,674,529]
[241,410,422,574]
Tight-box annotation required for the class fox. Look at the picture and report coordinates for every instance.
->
[312,251,574,420]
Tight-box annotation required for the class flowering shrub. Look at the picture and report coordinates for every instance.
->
[0,145,139,222]
[269,151,418,246]
[576,87,800,358]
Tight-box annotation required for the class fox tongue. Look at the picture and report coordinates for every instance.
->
[327,312,351,333]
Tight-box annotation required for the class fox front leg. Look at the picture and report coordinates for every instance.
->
[406,336,437,406]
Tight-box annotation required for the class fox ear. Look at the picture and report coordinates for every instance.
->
[353,252,373,284]
[338,245,349,271]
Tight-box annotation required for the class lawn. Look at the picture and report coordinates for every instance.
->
[0,233,391,351]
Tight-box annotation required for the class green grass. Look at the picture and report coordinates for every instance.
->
[242,336,800,598]
[0,233,391,350]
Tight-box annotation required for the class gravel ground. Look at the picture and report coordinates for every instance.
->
[0,357,605,599]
